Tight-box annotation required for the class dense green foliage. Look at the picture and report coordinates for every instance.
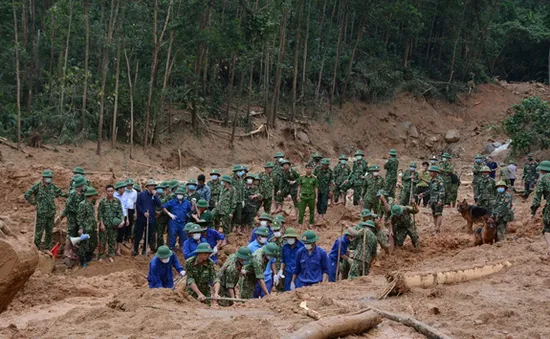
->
[1,0,550,149]
[504,96,550,155]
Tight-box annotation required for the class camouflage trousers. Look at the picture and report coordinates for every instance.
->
[398,186,415,206]
[77,229,98,264]
[220,214,232,235]
[156,220,168,247]
[443,175,452,204]
[276,187,299,206]
[496,219,507,242]
[262,198,272,214]
[35,211,55,250]
[394,223,419,248]
[353,185,363,205]
[334,182,349,203]
[66,213,79,238]
[349,254,374,279]
[385,179,397,199]
[98,228,117,258]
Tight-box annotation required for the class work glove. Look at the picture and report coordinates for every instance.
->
[168,213,176,220]
[277,269,285,279]
[274,274,280,286]
[179,270,186,278]
[290,281,296,291]
[210,246,218,256]
[242,201,245,208]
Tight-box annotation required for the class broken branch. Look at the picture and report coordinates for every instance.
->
[370,306,452,339]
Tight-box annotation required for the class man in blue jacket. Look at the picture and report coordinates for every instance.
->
[134,180,162,256]
[280,227,303,291]
[328,229,353,282]
[198,219,224,264]
[291,230,329,289]
[182,223,207,260]
[162,186,192,252]
[147,246,185,288]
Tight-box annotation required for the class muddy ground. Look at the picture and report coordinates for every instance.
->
[1,82,550,339]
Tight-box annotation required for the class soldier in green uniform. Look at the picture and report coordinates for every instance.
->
[308,152,323,170]
[276,159,300,218]
[207,169,222,210]
[297,164,318,228]
[69,167,90,191]
[241,242,280,299]
[384,149,399,198]
[333,154,351,204]
[523,154,538,199]
[399,162,419,205]
[530,160,550,256]
[185,179,201,206]
[76,186,99,267]
[242,173,263,229]
[193,199,213,227]
[272,152,285,213]
[360,209,389,253]
[155,181,171,248]
[499,163,511,187]
[186,243,220,305]
[259,162,275,214]
[472,154,484,197]
[24,169,65,250]
[347,220,378,278]
[492,181,514,242]
[97,184,125,261]
[420,166,445,233]
[313,158,334,224]
[386,203,419,250]
[232,165,245,230]
[475,166,495,209]
[439,153,454,206]
[212,175,237,235]
[345,150,369,205]
[363,165,385,214]
[218,246,252,305]
[61,174,87,238]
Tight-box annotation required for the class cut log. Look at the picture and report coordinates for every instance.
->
[284,309,381,339]
[384,261,512,295]
[300,301,322,320]
[0,137,26,153]
[370,307,452,339]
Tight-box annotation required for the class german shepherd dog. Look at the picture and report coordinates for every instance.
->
[457,199,489,233]
[474,215,497,245]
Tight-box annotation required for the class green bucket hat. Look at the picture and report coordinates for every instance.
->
[475,154,483,159]
[264,242,280,257]
[145,179,157,187]
[283,227,299,238]
[354,150,364,156]
[112,217,122,226]
[274,215,286,223]
[508,160,515,165]
[175,186,186,195]
[442,152,452,159]
[42,169,54,178]
[409,162,417,168]
[73,167,85,175]
[301,230,319,244]
[369,165,380,172]
[274,152,285,159]
[221,175,233,184]
[160,181,169,188]
[320,158,330,165]
[193,243,213,254]
[73,175,87,188]
[537,160,550,172]
[114,181,126,190]
[210,169,221,176]
[125,178,135,185]
[480,166,491,172]
[186,179,198,185]
[259,213,272,222]
[363,220,376,229]
[236,247,253,261]
[169,179,179,189]
[391,205,403,216]
[389,149,397,156]
[188,223,203,234]
[134,184,141,192]
[184,222,195,232]
[339,154,348,160]
[232,164,243,172]
[156,245,173,259]
[255,226,270,237]
[271,223,281,231]
[281,159,291,165]
[428,165,441,173]
[196,199,208,208]
[360,209,372,218]
[264,162,274,168]
[312,152,322,159]
[499,163,506,167]
[84,186,98,197]
[495,180,508,188]
[245,172,255,179]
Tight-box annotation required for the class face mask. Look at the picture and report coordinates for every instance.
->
[274,231,281,238]
[177,194,184,200]
[278,158,284,163]
[409,167,416,172]
[156,188,164,194]
[475,159,481,163]
[45,178,52,183]
[304,244,313,250]
[442,158,447,162]
[497,187,505,193]
[246,179,253,185]
[260,220,268,227]
[258,236,267,244]
[192,233,201,240]
[356,156,362,160]
[373,172,379,177]
[340,160,346,164]
[430,160,436,164]
[160,258,170,264]
[188,185,196,191]
[126,187,132,192]
[287,238,296,245]
[211,175,219,180]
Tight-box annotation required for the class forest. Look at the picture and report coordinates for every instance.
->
[1,0,550,154]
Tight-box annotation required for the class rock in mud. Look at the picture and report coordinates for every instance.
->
[445,129,461,143]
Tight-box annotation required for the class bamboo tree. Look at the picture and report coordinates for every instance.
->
[291,0,303,124]
[341,13,365,107]
[111,41,121,148]
[269,7,288,129]
[58,0,73,131]
[81,0,90,132]
[329,0,347,114]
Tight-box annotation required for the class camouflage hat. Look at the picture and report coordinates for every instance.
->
[196,199,208,208]
[339,154,348,160]
[221,175,233,184]
[409,162,417,168]
[428,165,441,173]
[480,166,491,172]
[282,227,299,238]
[259,213,272,222]
[42,169,54,178]
[388,149,397,156]
[354,150,364,156]
[188,223,203,234]
[114,181,126,190]
[175,186,186,195]
[210,169,221,176]
[232,164,243,172]
[442,152,452,159]
[193,243,213,254]
[73,167,85,175]
[255,226,270,237]
[537,160,550,172]
[236,247,253,261]
[156,245,173,259]
[391,205,403,216]
[360,209,372,218]
[145,179,157,187]
[369,165,380,172]
[301,230,319,244]
[84,186,98,197]
[264,243,280,257]
[73,175,87,188]
[495,180,508,188]
[320,158,330,165]
[274,152,285,159]
[264,162,275,168]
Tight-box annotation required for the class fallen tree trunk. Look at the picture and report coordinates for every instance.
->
[284,309,381,339]
[384,260,512,295]
[371,307,452,339]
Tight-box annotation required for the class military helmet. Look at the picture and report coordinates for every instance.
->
[480,166,491,172]
[196,199,208,208]
[320,158,330,165]
[388,149,398,156]
[264,243,280,257]
[391,205,403,216]
[84,186,98,197]
[42,169,54,178]
[301,230,319,244]
[537,160,550,172]
[428,165,441,173]
[236,247,253,261]
[193,243,214,254]
[255,226,270,237]
[156,245,173,259]
[339,154,348,160]
[73,167,85,175]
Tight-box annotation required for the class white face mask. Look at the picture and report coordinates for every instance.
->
[287,238,296,245]
[160,258,170,264]
[274,231,281,238]
[258,236,267,244]
[260,220,268,227]
[356,156,362,160]
[304,244,313,250]
[373,172,379,177]
[211,175,219,180]
[192,233,201,240]
[177,194,184,200]
[278,158,284,163]
[340,160,346,164]
[246,179,253,185]
[45,178,53,183]
[410,167,416,171]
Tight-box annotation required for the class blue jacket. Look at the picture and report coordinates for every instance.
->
[249,226,273,243]
[294,246,329,286]
[248,239,264,254]
[183,237,207,259]
[196,184,211,202]
[329,235,350,262]
[162,198,192,227]
[203,228,225,263]
[281,241,304,275]
[147,254,184,288]
[136,191,162,224]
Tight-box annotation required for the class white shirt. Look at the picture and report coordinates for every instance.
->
[122,189,138,210]
[114,191,128,217]
[508,164,517,180]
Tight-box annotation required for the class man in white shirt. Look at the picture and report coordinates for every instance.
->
[507,161,517,187]
[123,179,138,243]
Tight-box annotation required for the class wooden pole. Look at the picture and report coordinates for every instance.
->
[335,222,344,281]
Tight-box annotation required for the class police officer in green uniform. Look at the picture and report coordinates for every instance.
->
[297,163,318,228]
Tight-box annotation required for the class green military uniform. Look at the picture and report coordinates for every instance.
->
[232,166,245,227]
[97,196,123,258]
[384,150,399,198]
[276,160,300,206]
[499,164,511,187]
[476,168,495,209]
[313,159,334,215]
[68,167,90,192]
[472,155,483,197]
[241,247,270,299]
[62,175,87,238]
[399,163,419,206]
[272,152,285,198]
[390,204,419,248]
[333,155,351,203]
[363,166,385,215]
[439,153,454,205]
[492,181,514,241]
[349,225,378,279]
[76,187,98,265]
[218,251,247,305]
[212,175,237,235]
[297,173,318,225]
[531,161,550,234]
[242,178,263,227]
[207,170,223,210]
[156,186,171,247]
[259,163,275,214]
[186,255,219,300]
[427,169,445,217]
[523,158,538,198]
[348,150,369,205]
[185,179,201,206]
[415,168,431,206]
[24,170,65,250]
